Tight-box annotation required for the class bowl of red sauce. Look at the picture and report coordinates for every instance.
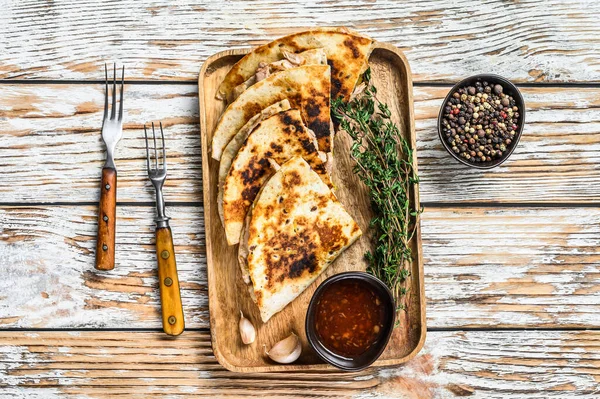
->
[305,272,395,371]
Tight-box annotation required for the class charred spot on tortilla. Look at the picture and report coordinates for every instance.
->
[282,113,294,125]
[287,251,318,280]
[309,120,331,141]
[211,65,332,161]
[241,157,362,322]
[242,185,261,202]
[279,112,305,136]
[222,108,332,245]
[240,157,269,185]
[262,235,319,288]
[270,142,284,153]
[344,38,361,58]
[300,138,316,153]
[271,245,317,282]
[305,102,322,118]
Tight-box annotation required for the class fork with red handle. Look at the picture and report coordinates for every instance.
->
[95,64,124,271]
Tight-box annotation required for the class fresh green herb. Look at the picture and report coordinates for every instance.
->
[332,68,422,314]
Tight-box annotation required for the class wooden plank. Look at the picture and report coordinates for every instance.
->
[0,83,202,204]
[1,205,598,329]
[415,86,600,203]
[423,206,600,328]
[1,84,599,204]
[1,0,600,82]
[0,205,207,329]
[0,330,598,398]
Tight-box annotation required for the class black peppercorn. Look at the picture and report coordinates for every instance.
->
[442,81,520,164]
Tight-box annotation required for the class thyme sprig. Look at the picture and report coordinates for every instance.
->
[332,69,422,313]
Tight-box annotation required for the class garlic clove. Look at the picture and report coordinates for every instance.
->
[265,332,302,364]
[239,310,256,345]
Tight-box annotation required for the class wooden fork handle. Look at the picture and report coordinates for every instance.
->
[95,167,117,271]
[156,227,185,336]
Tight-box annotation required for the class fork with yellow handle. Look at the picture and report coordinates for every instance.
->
[144,122,185,336]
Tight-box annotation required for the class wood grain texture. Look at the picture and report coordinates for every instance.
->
[423,206,600,328]
[0,205,207,329]
[0,330,598,398]
[156,226,185,336]
[1,84,599,204]
[0,205,598,329]
[0,1,597,394]
[199,44,425,372]
[95,167,117,271]
[414,86,600,203]
[1,0,599,82]
[0,83,201,204]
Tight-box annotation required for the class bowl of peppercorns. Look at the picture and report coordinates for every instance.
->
[438,74,525,169]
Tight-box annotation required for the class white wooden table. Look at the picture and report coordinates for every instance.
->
[0,1,599,397]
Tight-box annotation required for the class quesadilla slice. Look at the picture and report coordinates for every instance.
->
[211,65,332,161]
[222,109,332,245]
[241,156,362,322]
[229,48,327,102]
[218,99,292,225]
[217,27,373,103]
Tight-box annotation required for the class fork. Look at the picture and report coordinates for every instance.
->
[95,64,124,271]
[144,122,185,336]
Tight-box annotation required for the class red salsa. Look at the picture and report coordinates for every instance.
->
[315,280,385,356]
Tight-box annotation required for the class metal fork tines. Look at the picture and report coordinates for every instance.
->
[144,122,170,228]
[95,63,124,271]
[144,122,185,336]
[103,63,124,169]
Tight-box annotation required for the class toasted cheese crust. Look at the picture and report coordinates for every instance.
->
[222,109,332,245]
[217,27,373,103]
[229,48,328,103]
[218,99,292,226]
[211,65,332,160]
[244,157,362,322]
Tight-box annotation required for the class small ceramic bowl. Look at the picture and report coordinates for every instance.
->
[437,74,526,169]
[305,272,395,371]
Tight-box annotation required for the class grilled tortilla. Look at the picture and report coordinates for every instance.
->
[222,109,332,245]
[218,99,292,225]
[217,27,373,103]
[211,65,332,161]
[241,156,362,322]
[229,48,327,103]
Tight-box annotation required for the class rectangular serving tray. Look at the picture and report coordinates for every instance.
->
[199,41,426,372]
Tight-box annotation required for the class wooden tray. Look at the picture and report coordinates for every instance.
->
[199,42,426,373]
